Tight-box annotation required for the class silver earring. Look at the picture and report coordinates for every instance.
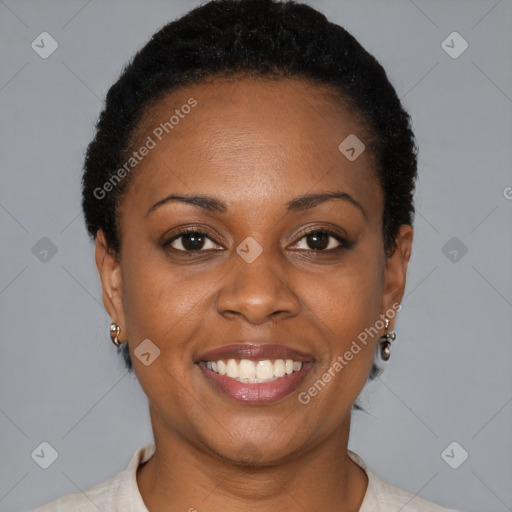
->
[379,316,396,361]
[110,322,121,347]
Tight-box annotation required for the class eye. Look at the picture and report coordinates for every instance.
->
[163,229,223,252]
[291,229,349,252]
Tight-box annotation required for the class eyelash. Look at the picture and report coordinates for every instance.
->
[162,227,351,254]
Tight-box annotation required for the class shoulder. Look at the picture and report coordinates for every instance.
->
[348,450,462,512]
[30,444,155,512]
[30,473,122,512]
[367,475,461,512]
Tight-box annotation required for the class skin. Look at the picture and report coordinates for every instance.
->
[95,77,413,512]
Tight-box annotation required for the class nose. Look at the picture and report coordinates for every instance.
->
[215,248,301,325]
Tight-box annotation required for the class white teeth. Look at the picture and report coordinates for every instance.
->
[217,360,227,375]
[206,358,304,382]
[256,360,274,379]
[239,359,256,379]
[274,359,286,377]
[226,359,239,378]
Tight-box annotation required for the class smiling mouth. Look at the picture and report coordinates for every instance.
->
[202,358,304,383]
[195,343,315,404]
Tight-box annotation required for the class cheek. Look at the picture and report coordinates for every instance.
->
[119,254,212,410]
[120,249,224,363]
[307,252,383,340]
[302,249,384,398]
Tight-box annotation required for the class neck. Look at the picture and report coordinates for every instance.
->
[137,408,368,512]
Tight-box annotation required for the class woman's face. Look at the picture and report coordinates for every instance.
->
[96,77,412,464]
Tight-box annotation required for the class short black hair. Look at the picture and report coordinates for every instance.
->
[82,0,417,387]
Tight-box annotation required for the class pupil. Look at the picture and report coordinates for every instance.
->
[183,233,205,250]
[308,231,328,250]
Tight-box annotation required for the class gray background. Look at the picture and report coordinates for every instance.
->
[1,0,511,511]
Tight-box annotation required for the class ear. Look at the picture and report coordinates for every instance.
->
[95,230,126,342]
[380,225,413,329]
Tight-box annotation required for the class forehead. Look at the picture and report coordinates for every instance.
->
[122,76,381,214]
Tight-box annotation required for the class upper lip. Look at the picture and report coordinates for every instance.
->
[196,342,315,363]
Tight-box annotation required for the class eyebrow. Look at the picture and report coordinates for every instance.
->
[286,191,366,218]
[146,191,366,218]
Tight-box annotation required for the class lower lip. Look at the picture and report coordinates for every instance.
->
[198,362,314,404]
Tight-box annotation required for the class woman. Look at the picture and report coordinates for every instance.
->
[33,0,461,510]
